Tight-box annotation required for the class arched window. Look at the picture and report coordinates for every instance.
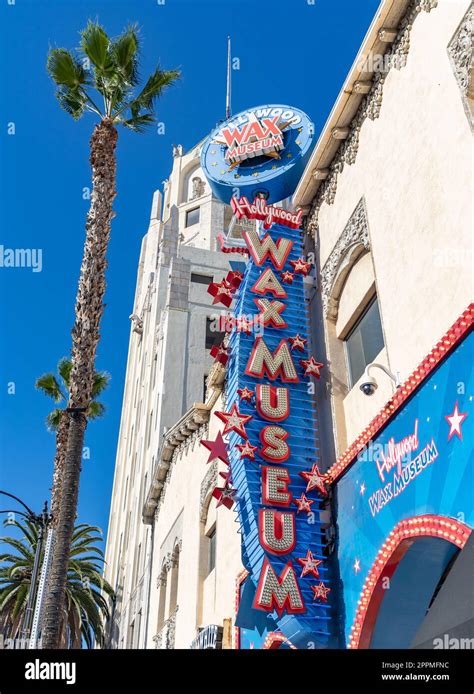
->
[168,543,181,615]
[197,485,218,625]
[157,564,167,632]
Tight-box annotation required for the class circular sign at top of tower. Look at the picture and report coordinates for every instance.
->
[200,104,314,204]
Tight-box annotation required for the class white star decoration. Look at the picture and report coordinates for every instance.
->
[445,402,468,441]
[353,558,361,574]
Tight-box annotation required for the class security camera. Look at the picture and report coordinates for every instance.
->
[360,377,378,396]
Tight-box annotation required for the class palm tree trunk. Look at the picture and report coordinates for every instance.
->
[42,119,118,649]
[51,412,70,526]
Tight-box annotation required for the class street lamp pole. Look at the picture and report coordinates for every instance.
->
[0,491,51,644]
[21,502,50,641]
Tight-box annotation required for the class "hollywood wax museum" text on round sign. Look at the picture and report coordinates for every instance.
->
[200,104,315,204]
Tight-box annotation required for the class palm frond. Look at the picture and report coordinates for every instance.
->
[35,373,64,403]
[120,113,155,133]
[110,25,139,87]
[55,86,88,120]
[58,358,73,389]
[47,48,90,88]
[129,66,180,114]
[80,21,112,73]
[0,519,114,648]
[46,408,64,432]
[91,371,110,398]
[87,401,105,420]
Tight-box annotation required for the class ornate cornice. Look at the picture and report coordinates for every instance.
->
[320,198,370,319]
[307,0,438,234]
[448,2,474,128]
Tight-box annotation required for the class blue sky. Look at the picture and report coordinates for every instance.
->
[0,0,380,549]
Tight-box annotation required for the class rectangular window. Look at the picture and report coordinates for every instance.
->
[208,526,216,574]
[344,296,385,387]
[205,317,225,350]
[191,273,213,285]
[146,411,153,449]
[185,207,200,227]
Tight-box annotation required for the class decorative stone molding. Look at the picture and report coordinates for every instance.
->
[142,405,212,524]
[153,606,179,649]
[320,199,370,320]
[448,2,474,128]
[307,0,438,235]
[157,572,167,588]
[200,460,218,522]
[167,607,178,649]
[191,176,205,200]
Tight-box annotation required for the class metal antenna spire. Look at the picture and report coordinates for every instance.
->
[226,35,232,120]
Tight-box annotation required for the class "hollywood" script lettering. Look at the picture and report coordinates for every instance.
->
[231,196,303,230]
[375,419,419,483]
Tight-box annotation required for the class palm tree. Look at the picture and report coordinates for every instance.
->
[42,22,179,648]
[0,519,114,648]
[35,358,109,526]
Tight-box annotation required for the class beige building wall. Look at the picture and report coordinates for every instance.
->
[296,0,473,454]
[147,395,242,649]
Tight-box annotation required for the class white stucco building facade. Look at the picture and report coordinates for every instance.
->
[103,142,245,649]
[103,0,473,650]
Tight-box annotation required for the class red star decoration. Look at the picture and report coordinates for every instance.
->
[236,440,258,460]
[311,582,331,602]
[280,270,295,284]
[288,334,307,352]
[225,270,243,289]
[210,342,228,365]
[445,401,468,440]
[200,431,229,465]
[289,257,311,275]
[215,403,252,438]
[208,279,234,308]
[300,464,328,496]
[237,386,254,402]
[300,356,324,379]
[293,493,315,515]
[296,550,323,578]
[219,470,232,484]
[280,271,294,284]
[212,484,236,510]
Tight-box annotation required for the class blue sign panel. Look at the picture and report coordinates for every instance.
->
[200,105,314,204]
[224,220,336,648]
[336,330,473,645]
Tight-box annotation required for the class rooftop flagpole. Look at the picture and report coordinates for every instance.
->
[226,36,232,120]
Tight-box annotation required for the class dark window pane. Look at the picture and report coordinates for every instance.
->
[205,317,225,350]
[208,528,216,574]
[186,207,200,227]
[191,273,213,285]
[345,297,385,387]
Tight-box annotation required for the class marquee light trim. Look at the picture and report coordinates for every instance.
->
[348,515,472,649]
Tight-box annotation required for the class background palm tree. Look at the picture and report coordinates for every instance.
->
[0,519,114,648]
[35,358,110,526]
[42,21,179,648]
